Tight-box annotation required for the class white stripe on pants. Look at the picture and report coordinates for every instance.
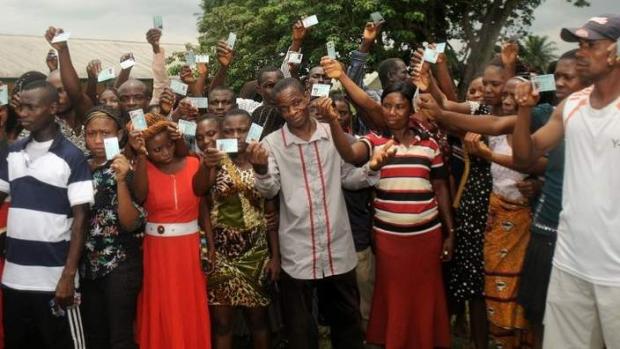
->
[67,305,86,349]
[543,266,620,348]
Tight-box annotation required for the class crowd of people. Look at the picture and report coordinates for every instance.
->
[0,10,618,349]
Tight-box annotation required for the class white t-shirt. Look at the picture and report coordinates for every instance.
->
[555,86,620,286]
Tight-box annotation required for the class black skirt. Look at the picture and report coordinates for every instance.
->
[517,230,557,325]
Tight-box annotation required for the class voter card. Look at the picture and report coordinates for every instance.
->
[153,16,163,30]
[189,97,209,109]
[310,83,331,97]
[370,12,385,24]
[120,58,136,70]
[532,74,556,92]
[185,51,196,67]
[195,54,209,63]
[227,32,237,49]
[302,15,319,28]
[129,109,147,131]
[97,67,115,82]
[51,31,71,44]
[216,139,238,153]
[288,52,303,64]
[326,41,336,59]
[178,119,197,136]
[423,47,439,64]
[170,79,188,96]
[434,42,446,53]
[104,137,120,160]
[0,85,8,106]
[246,123,264,143]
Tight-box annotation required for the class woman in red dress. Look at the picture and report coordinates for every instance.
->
[130,114,214,349]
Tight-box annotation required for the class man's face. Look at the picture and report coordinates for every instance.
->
[257,72,282,106]
[554,58,587,101]
[575,38,615,82]
[275,86,310,129]
[17,88,57,133]
[208,90,236,117]
[388,60,409,85]
[118,83,148,115]
[306,67,330,91]
[47,71,71,114]
[222,114,251,154]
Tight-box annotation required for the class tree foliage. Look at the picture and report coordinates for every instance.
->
[520,35,559,73]
[198,0,588,94]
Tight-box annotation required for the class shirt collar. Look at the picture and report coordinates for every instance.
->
[18,124,64,151]
[281,119,329,147]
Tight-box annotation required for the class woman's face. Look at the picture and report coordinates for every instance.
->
[501,78,520,115]
[85,116,120,160]
[381,92,412,130]
[221,114,251,154]
[99,89,120,111]
[334,100,352,128]
[482,65,506,107]
[466,77,484,102]
[195,119,220,153]
[146,131,175,165]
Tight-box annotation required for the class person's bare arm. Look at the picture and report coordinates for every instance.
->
[85,60,101,104]
[55,203,88,307]
[114,53,134,89]
[432,177,455,262]
[209,40,234,92]
[193,149,222,196]
[111,155,142,232]
[512,81,565,168]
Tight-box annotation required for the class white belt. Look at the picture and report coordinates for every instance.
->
[145,220,199,237]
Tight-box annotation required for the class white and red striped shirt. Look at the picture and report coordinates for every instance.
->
[255,121,379,280]
[362,132,446,236]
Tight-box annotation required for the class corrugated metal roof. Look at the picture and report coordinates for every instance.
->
[0,34,187,79]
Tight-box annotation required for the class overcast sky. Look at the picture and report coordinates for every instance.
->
[1,0,615,51]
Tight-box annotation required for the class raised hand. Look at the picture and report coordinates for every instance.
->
[417,93,442,120]
[44,26,67,51]
[516,178,543,200]
[173,97,199,121]
[315,97,339,123]
[165,123,182,141]
[179,65,196,84]
[410,47,431,91]
[320,57,344,79]
[514,80,540,108]
[369,139,398,171]
[216,40,234,67]
[463,133,491,160]
[120,53,134,70]
[146,28,162,54]
[110,154,132,182]
[159,87,176,115]
[247,142,269,175]
[363,21,383,44]
[46,49,58,72]
[86,59,102,79]
[292,20,307,43]
[501,41,519,67]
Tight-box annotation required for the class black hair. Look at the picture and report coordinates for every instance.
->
[380,81,416,104]
[257,67,284,85]
[223,108,251,120]
[487,56,531,77]
[208,86,237,101]
[197,113,222,127]
[7,71,48,134]
[377,58,405,87]
[273,78,304,98]
[84,105,122,128]
[331,93,350,107]
[560,49,578,60]
[21,80,59,104]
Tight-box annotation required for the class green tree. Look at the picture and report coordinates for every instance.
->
[197,0,588,94]
[520,35,559,73]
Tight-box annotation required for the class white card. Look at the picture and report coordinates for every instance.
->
[413,87,420,113]
[423,48,439,64]
[195,54,209,63]
[51,32,71,44]
[185,51,196,67]
[97,67,115,82]
[170,80,188,96]
[153,16,163,30]
[310,83,331,97]
[370,12,385,24]
[0,85,7,106]
[103,137,120,160]
[302,15,319,28]
[288,52,303,64]
[178,119,197,136]
[326,41,336,59]
[227,32,237,49]
[120,59,136,70]
[435,42,446,53]
[246,123,264,143]
[129,109,147,131]
[532,74,556,92]
[216,139,238,153]
[189,97,208,109]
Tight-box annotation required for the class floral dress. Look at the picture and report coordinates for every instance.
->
[207,157,271,307]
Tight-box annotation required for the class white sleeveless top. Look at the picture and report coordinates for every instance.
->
[556,86,620,286]
[489,135,527,202]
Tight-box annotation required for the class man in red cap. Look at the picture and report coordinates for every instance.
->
[510,14,620,348]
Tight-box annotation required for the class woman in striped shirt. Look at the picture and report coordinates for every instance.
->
[317,64,454,348]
